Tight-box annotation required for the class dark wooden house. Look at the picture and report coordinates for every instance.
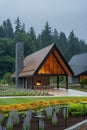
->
[69,52,87,83]
[13,43,73,89]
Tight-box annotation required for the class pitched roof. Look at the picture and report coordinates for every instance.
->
[19,44,54,77]
[14,43,73,77]
[69,53,87,76]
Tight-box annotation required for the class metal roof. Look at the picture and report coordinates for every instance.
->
[69,53,87,76]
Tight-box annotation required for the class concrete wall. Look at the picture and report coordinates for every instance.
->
[64,120,87,130]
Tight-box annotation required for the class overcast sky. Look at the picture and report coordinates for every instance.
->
[0,0,87,41]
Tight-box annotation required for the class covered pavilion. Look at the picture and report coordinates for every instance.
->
[13,43,74,89]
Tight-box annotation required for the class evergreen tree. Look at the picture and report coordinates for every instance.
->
[0,38,15,57]
[0,18,87,77]
[0,56,14,77]
[66,31,82,61]
[40,22,52,48]
[28,27,38,51]
[15,17,22,34]
[36,34,42,50]
[0,26,4,38]
[6,19,14,38]
[58,32,68,59]
[2,20,7,37]
[52,28,59,44]
[59,32,67,50]
[14,32,36,56]
[29,27,36,40]
[21,23,26,33]
[85,44,87,51]
[2,19,14,38]
[79,39,87,52]
[0,39,15,77]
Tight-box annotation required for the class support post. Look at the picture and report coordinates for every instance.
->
[57,75,59,89]
[66,75,68,89]
[25,78,27,89]
[32,77,34,90]
[23,78,25,88]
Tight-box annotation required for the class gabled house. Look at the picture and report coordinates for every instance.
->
[13,43,74,89]
[69,53,87,83]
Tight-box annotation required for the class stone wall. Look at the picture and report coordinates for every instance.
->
[27,76,50,89]
[34,76,50,86]
[15,42,24,88]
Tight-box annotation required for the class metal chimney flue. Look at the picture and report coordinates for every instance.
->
[15,42,24,88]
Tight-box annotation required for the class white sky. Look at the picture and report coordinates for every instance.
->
[0,0,87,41]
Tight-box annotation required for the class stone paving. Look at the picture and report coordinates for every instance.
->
[49,88,87,96]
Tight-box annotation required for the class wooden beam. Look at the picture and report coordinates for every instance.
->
[32,77,34,89]
[66,75,68,89]
[52,52,67,75]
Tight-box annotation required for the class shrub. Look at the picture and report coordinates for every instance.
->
[2,72,14,85]
[69,103,84,116]
[71,111,84,116]
[80,79,87,88]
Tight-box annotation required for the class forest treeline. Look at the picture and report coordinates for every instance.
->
[0,17,87,78]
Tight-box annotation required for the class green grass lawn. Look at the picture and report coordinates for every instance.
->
[0,96,85,105]
[0,97,59,105]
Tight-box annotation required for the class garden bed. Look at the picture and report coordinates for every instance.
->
[0,87,48,96]
[1,97,87,130]
[1,110,85,130]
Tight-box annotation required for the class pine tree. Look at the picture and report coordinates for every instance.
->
[2,20,7,37]
[21,23,26,33]
[40,22,52,48]
[2,19,14,38]
[66,30,82,61]
[29,27,36,41]
[6,19,14,38]
[15,17,21,34]
[0,25,5,38]
[52,28,59,43]
[59,32,67,51]
[28,27,38,51]
[37,34,42,50]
